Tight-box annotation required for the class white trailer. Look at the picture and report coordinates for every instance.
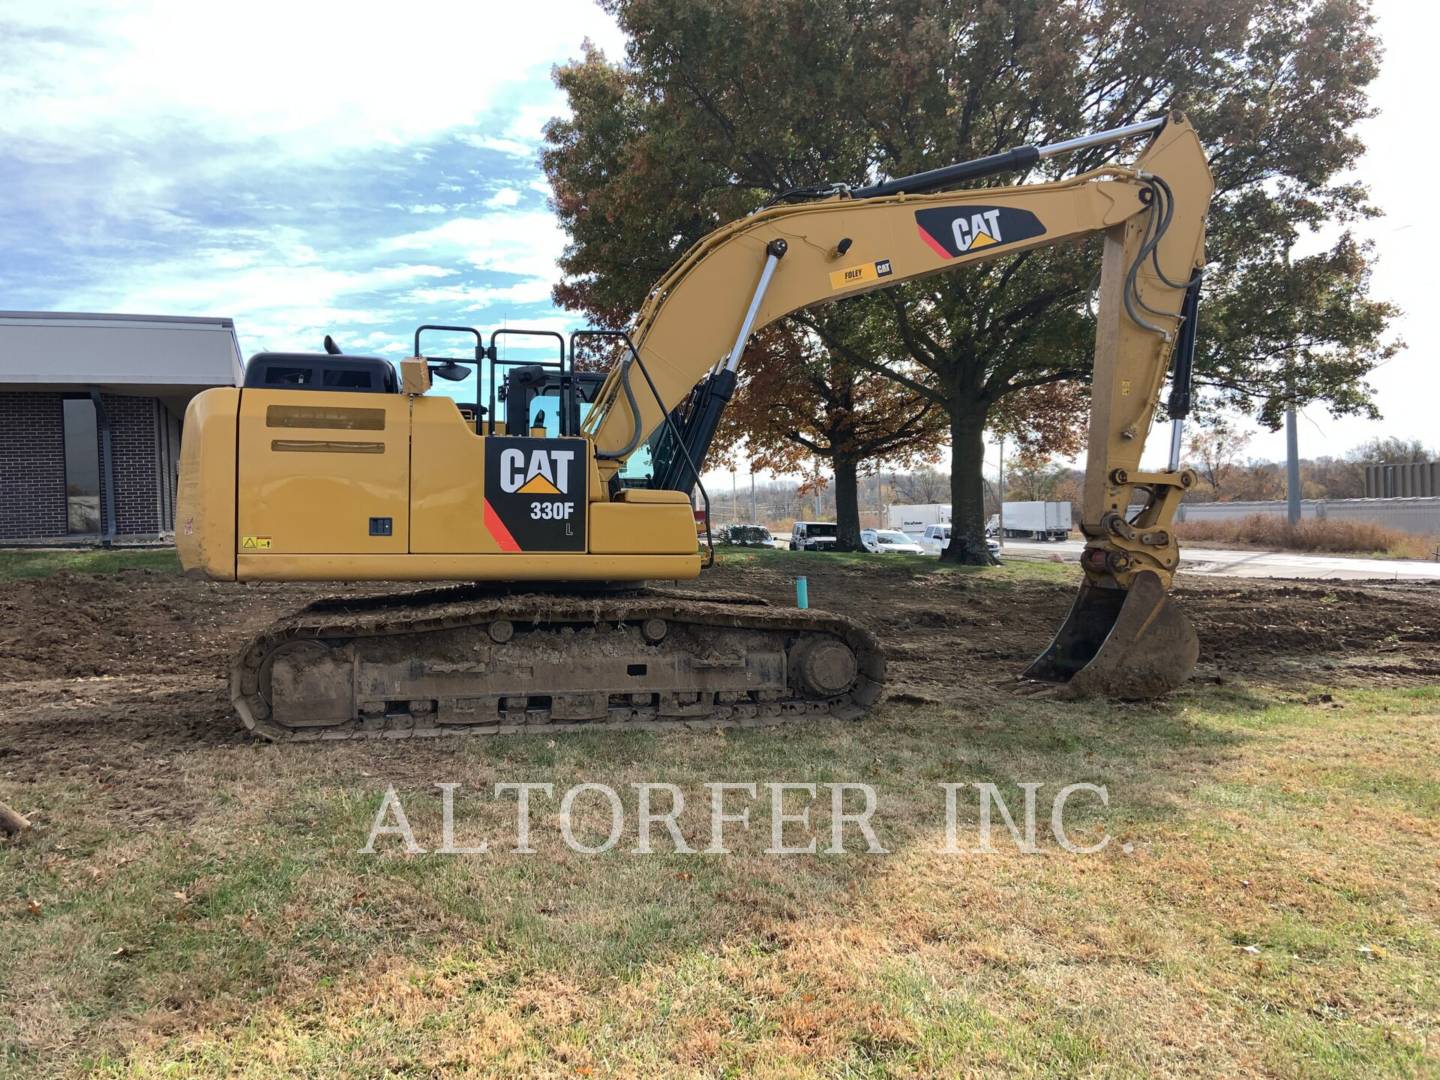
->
[888,503,951,538]
[992,501,1071,541]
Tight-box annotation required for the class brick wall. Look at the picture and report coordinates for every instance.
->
[0,392,67,539]
[101,394,160,536]
[0,391,169,541]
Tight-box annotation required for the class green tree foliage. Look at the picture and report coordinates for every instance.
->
[543,0,1397,563]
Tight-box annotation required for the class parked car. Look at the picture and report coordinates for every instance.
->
[790,521,838,551]
[922,523,1002,560]
[861,528,925,555]
[719,523,774,547]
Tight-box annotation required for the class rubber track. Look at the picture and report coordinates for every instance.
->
[231,585,886,741]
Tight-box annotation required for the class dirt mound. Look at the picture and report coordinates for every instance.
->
[1181,580,1440,678]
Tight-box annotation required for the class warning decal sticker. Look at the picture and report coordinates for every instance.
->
[829,258,896,291]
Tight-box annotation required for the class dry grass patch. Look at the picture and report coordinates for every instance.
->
[1174,513,1438,559]
[3,686,1433,1077]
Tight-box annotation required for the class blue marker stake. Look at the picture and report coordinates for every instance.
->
[795,576,809,609]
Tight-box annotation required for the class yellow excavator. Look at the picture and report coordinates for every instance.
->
[177,112,1213,740]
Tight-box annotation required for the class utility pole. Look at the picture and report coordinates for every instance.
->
[1282,249,1302,529]
[1285,405,1302,526]
[730,467,738,524]
[997,436,1006,548]
[749,469,756,522]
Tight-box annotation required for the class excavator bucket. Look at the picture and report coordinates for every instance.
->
[1023,570,1197,699]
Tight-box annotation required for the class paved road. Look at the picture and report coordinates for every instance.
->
[1000,538,1440,581]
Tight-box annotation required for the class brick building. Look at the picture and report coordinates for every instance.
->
[0,312,243,543]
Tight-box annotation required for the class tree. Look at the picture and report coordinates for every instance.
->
[1005,456,1066,502]
[715,322,945,550]
[543,0,1396,565]
[1186,421,1252,499]
[987,382,1089,466]
[893,467,950,505]
[1347,436,1433,464]
[1302,456,1364,499]
[1227,459,1286,502]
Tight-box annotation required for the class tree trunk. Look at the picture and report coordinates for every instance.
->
[832,456,863,551]
[941,406,997,565]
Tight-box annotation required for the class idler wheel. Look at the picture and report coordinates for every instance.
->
[789,636,859,697]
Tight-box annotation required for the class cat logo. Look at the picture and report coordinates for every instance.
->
[951,209,1004,252]
[498,446,575,496]
[914,205,1046,260]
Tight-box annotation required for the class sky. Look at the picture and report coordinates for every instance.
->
[0,1,625,365]
[0,0,1431,480]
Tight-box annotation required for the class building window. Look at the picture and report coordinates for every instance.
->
[63,396,101,534]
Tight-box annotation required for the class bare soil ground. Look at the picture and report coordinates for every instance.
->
[2,555,1436,767]
[1,551,1438,1076]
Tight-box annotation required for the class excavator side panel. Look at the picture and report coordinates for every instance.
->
[178,385,704,583]
[176,387,239,580]
[237,388,411,555]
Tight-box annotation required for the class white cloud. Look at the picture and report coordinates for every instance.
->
[455,96,570,161]
[383,210,567,281]
[0,1,623,161]
[457,134,535,159]
[406,278,554,311]
[2,1,621,358]
[504,100,567,144]
[64,253,453,349]
[349,330,411,356]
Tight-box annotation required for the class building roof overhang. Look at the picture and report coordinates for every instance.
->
[0,311,245,390]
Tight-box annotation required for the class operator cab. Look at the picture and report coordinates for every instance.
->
[244,328,659,488]
[243,352,399,394]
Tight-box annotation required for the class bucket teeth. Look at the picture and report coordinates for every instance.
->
[1024,570,1197,699]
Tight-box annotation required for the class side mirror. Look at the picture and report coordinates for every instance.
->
[430,360,469,382]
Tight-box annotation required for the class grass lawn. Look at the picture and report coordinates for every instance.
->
[0,548,180,582]
[0,550,1436,1077]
